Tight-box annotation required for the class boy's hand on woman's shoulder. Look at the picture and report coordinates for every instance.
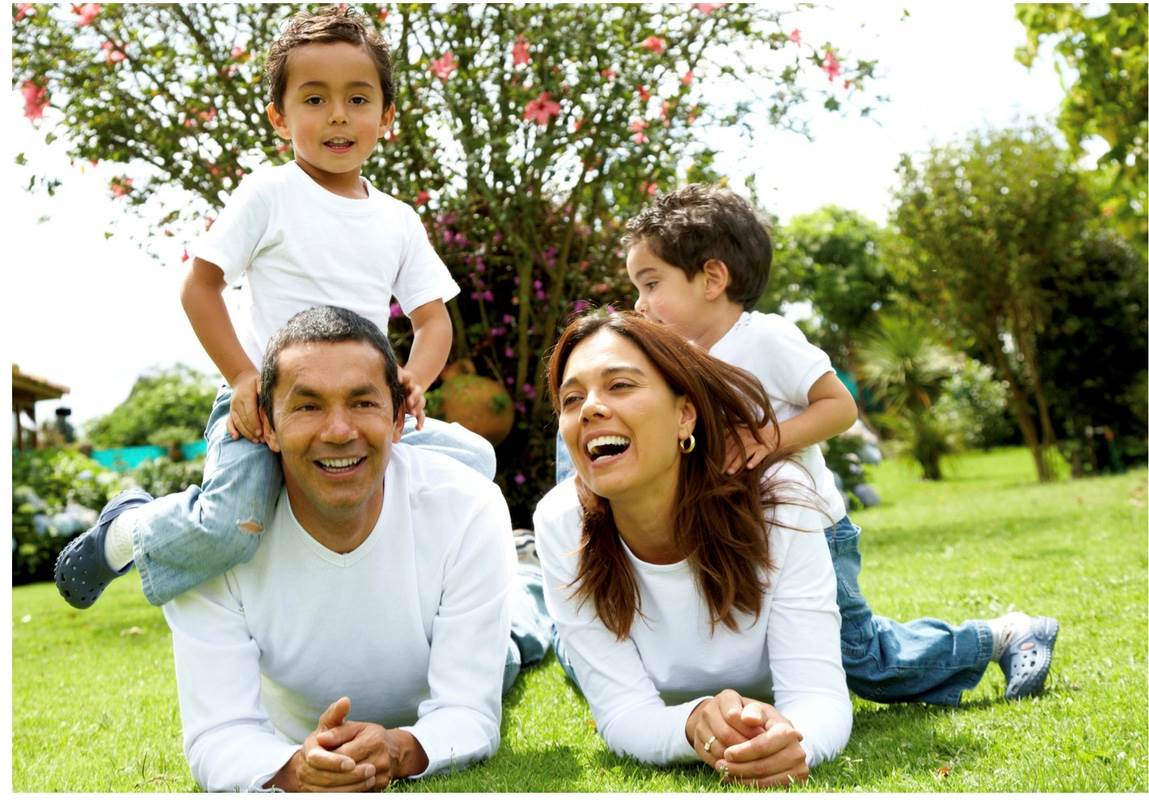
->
[724,424,779,475]
[228,369,264,443]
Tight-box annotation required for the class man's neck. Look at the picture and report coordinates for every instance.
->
[286,485,385,555]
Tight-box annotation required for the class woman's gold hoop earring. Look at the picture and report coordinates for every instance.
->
[679,434,696,454]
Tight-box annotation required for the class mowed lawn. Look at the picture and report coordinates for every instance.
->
[11,447,1148,792]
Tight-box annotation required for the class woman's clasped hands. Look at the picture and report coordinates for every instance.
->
[686,689,809,788]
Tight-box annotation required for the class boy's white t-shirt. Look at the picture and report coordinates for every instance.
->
[193,161,460,369]
[709,311,847,525]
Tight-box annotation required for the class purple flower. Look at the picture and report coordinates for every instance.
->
[514,473,527,485]
[390,302,403,319]
[506,377,515,387]
[573,299,590,313]
[483,290,495,302]
[505,347,515,358]
[535,289,548,301]
[503,314,515,324]
[522,383,536,400]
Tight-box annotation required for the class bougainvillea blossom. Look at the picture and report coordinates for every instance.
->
[822,48,841,81]
[512,35,530,66]
[789,28,801,45]
[640,35,666,54]
[523,92,561,126]
[430,51,458,81]
[21,81,49,120]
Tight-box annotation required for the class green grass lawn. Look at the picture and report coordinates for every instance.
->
[11,447,1148,792]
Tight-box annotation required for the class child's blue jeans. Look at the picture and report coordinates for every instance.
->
[555,435,995,706]
[825,515,993,705]
[133,386,497,606]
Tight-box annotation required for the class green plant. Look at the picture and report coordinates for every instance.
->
[12,448,124,583]
[127,457,207,498]
[855,314,963,480]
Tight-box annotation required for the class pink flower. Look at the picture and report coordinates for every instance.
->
[512,35,530,67]
[514,473,527,485]
[377,7,389,23]
[73,3,100,26]
[694,3,725,13]
[181,247,189,263]
[414,190,430,206]
[390,302,403,319]
[643,182,658,196]
[637,84,651,103]
[523,91,561,126]
[822,49,841,82]
[681,70,694,87]
[276,142,290,154]
[640,36,666,54]
[660,100,671,125]
[789,28,801,45]
[15,4,34,21]
[231,45,248,60]
[601,67,618,80]
[101,41,126,63]
[430,52,457,82]
[629,119,649,144]
[21,81,48,121]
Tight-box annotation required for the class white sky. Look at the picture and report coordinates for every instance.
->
[4,1,1073,433]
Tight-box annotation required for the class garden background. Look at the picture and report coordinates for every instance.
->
[7,1,1148,795]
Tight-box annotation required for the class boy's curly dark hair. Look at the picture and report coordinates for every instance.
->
[265,5,394,113]
[623,184,773,310]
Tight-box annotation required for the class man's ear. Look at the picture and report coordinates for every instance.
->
[266,102,291,141]
[260,408,281,453]
[701,259,731,302]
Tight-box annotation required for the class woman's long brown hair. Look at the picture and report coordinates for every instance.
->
[547,312,804,640]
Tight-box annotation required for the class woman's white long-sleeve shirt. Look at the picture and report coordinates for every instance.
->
[161,445,515,791]
[533,461,851,767]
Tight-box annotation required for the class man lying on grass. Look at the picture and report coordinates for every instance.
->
[161,306,548,792]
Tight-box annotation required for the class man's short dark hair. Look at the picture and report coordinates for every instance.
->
[265,5,395,112]
[622,184,773,310]
[259,306,403,428]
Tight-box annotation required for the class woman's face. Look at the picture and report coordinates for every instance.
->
[557,329,696,504]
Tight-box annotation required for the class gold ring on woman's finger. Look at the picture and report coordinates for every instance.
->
[703,735,717,753]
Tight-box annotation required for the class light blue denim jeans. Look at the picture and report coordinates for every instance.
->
[827,515,994,705]
[133,386,497,606]
[555,436,993,705]
[502,565,557,693]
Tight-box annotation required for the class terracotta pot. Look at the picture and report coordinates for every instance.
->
[439,364,515,446]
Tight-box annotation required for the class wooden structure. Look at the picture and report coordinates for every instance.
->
[12,364,69,451]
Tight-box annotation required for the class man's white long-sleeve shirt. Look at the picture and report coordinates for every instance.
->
[162,445,515,792]
[533,462,851,768]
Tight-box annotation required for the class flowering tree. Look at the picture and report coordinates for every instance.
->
[14,2,878,520]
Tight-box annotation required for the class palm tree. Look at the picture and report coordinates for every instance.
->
[855,313,961,480]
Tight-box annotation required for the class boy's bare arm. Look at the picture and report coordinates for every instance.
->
[181,258,263,442]
[776,371,858,454]
[400,299,453,430]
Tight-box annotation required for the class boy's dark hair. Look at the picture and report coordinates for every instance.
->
[265,5,395,113]
[260,305,403,428]
[623,184,773,310]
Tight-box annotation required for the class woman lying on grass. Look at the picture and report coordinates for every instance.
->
[532,312,851,787]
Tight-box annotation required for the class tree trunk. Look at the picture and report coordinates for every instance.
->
[986,335,1054,482]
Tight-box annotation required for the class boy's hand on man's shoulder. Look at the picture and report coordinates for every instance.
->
[228,369,264,443]
[396,366,424,430]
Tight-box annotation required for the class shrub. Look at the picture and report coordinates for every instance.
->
[126,457,206,498]
[12,449,123,584]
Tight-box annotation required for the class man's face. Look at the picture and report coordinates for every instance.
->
[264,340,403,538]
